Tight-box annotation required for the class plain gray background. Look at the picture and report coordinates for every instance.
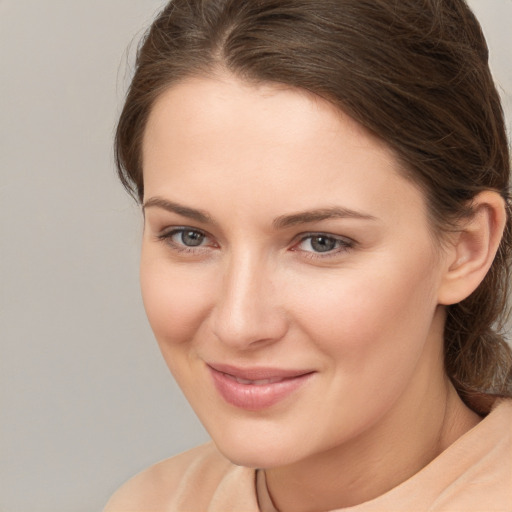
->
[1,1,511,511]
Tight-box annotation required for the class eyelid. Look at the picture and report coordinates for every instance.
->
[156,226,218,251]
[291,232,355,257]
[154,226,354,259]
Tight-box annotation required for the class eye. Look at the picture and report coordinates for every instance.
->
[293,233,353,255]
[156,227,215,252]
[174,229,206,247]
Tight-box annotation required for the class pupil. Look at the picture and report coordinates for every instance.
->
[182,231,204,247]
[311,236,335,252]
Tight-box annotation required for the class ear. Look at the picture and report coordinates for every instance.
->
[437,191,507,306]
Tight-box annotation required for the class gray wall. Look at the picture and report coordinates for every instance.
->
[1,1,510,511]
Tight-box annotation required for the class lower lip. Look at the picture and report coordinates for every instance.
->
[208,367,313,411]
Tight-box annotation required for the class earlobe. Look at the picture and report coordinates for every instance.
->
[437,191,507,306]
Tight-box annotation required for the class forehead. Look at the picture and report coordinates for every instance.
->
[143,75,392,161]
[142,75,428,228]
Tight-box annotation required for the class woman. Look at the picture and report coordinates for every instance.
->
[105,0,512,510]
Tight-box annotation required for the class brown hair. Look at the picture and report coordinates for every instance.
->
[115,0,512,411]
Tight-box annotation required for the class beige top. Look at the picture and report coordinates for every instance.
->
[105,400,512,512]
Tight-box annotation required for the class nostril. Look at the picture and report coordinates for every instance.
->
[210,257,288,348]
[210,298,288,349]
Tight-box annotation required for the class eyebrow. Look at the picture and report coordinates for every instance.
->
[143,197,377,229]
[143,197,213,224]
[272,207,377,229]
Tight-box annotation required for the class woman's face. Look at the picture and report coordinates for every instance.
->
[140,75,450,468]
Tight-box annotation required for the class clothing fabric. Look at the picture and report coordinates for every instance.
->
[105,399,512,512]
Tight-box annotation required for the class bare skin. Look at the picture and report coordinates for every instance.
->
[107,74,504,512]
[265,367,481,511]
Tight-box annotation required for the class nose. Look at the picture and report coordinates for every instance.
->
[211,251,288,350]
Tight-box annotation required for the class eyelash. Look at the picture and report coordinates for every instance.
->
[156,227,216,254]
[156,227,355,259]
[291,232,354,259]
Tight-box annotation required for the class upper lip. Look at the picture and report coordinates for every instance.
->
[207,363,314,381]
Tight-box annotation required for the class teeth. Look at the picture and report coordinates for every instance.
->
[231,375,283,385]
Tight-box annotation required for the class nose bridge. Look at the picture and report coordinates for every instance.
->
[212,246,286,348]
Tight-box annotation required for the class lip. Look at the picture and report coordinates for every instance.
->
[207,363,315,411]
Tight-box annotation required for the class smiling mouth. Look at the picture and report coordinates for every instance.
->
[226,374,290,386]
[207,364,314,411]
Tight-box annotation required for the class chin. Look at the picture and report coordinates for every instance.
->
[215,440,295,469]
[205,421,307,469]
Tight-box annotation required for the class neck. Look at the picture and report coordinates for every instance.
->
[264,313,481,512]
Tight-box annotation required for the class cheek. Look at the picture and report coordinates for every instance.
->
[284,255,442,439]
[139,253,213,348]
[288,251,440,366]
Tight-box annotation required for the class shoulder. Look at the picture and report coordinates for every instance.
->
[428,398,512,511]
[352,399,512,512]
[103,442,238,512]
